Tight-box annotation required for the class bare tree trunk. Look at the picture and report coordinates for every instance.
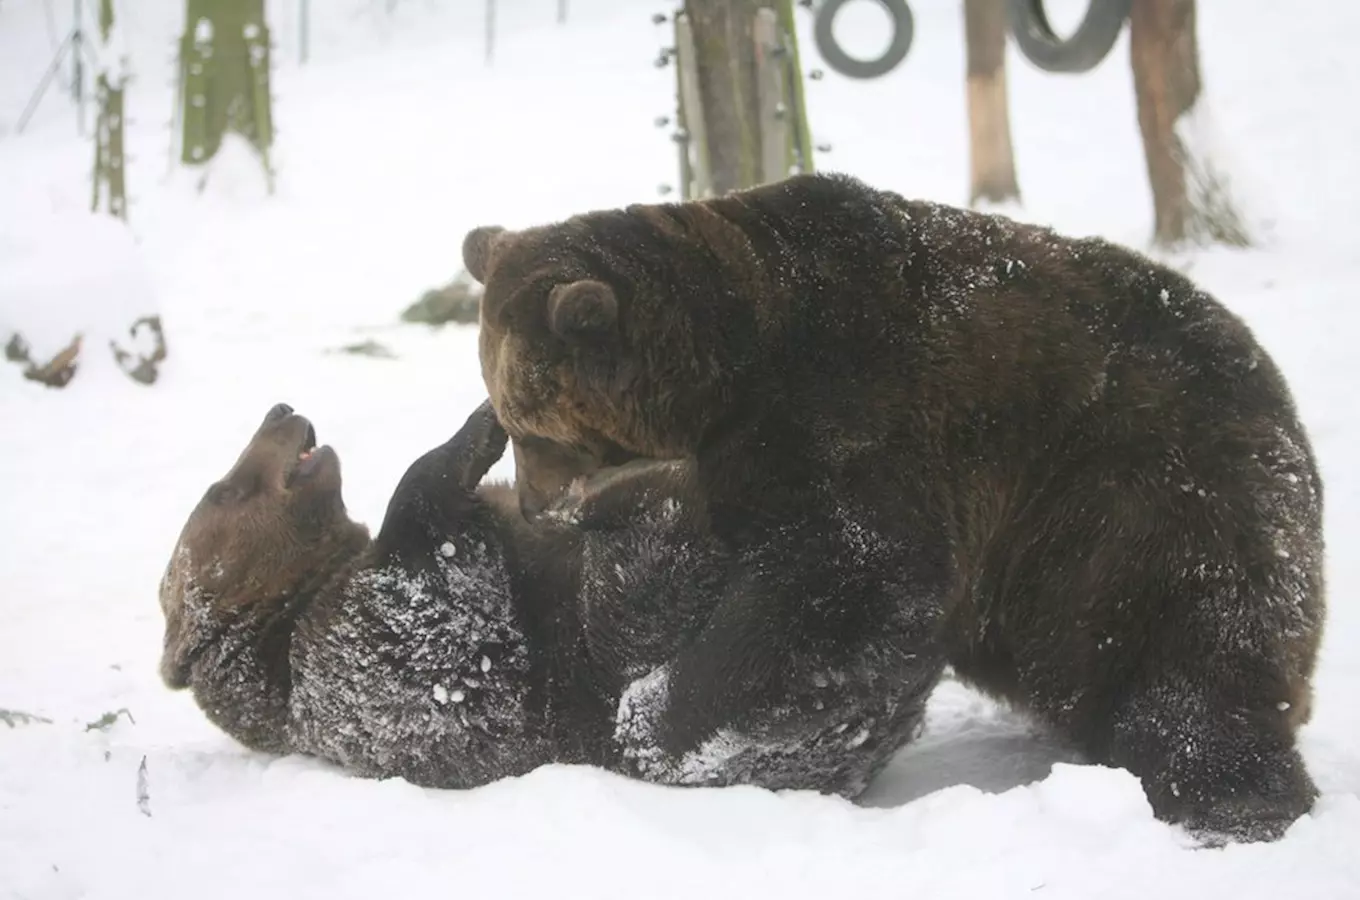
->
[684,0,765,195]
[1129,0,1248,247]
[963,0,1020,207]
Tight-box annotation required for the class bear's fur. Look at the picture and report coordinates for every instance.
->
[158,401,922,797]
[463,172,1326,844]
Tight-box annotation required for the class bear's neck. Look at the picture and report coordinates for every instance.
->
[188,534,369,756]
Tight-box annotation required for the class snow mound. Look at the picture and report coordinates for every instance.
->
[169,131,275,206]
[0,208,161,383]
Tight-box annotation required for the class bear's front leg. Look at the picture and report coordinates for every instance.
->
[373,399,508,557]
[613,498,951,791]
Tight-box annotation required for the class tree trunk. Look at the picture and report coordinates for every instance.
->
[963,0,1020,207]
[1129,0,1248,247]
[684,0,765,195]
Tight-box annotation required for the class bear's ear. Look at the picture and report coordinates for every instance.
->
[462,225,506,283]
[547,280,618,342]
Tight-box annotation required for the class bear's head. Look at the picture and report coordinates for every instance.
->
[157,403,369,689]
[463,206,751,518]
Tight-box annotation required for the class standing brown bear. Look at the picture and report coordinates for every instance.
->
[462,172,1326,845]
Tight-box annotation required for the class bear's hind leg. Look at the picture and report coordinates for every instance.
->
[976,425,1325,845]
[1094,475,1322,845]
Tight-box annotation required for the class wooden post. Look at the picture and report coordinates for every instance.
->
[963,0,1020,206]
[754,8,789,185]
[683,0,765,195]
[680,1,813,194]
[675,12,713,199]
[1129,0,1248,247]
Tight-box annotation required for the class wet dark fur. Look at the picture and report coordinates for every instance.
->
[158,402,915,797]
[465,172,1326,843]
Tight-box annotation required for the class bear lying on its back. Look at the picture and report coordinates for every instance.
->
[157,401,925,796]
[463,172,1326,844]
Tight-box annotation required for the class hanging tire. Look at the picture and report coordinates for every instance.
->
[813,0,914,80]
[1007,0,1131,74]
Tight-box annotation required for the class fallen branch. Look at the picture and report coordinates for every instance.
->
[84,707,137,732]
[109,314,168,384]
[4,333,83,388]
[0,708,55,728]
[136,755,151,817]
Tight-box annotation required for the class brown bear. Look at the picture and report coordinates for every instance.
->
[461,171,1326,844]
[157,400,926,797]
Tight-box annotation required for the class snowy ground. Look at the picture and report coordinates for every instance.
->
[2,1,1358,897]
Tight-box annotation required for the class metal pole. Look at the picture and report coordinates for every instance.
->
[73,0,84,134]
[299,0,309,64]
[485,0,495,65]
[15,31,76,134]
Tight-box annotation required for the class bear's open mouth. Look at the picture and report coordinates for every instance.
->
[298,423,318,461]
[285,420,334,487]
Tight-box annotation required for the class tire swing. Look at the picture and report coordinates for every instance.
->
[813,0,914,80]
[1007,0,1132,74]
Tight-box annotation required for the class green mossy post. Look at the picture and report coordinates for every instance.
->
[92,0,129,221]
[178,0,275,191]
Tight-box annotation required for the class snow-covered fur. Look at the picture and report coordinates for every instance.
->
[157,401,915,797]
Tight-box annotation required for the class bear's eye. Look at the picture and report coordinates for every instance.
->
[495,281,555,332]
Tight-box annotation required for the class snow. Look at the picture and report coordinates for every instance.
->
[0,208,160,373]
[2,0,1359,897]
[174,131,275,200]
[90,16,132,85]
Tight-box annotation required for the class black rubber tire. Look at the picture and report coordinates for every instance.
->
[813,0,914,80]
[1007,0,1132,74]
